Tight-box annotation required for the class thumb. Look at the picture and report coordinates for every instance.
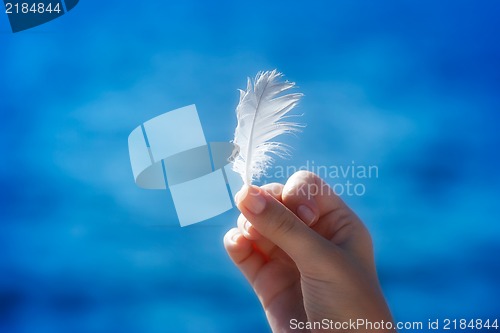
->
[235,185,337,268]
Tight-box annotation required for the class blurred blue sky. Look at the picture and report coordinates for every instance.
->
[1,1,499,332]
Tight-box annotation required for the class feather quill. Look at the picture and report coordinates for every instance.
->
[232,70,303,184]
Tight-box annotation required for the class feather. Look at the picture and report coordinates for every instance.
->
[231,70,303,185]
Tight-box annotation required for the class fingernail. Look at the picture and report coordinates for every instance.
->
[297,205,316,226]
[231,230,242,243]
[242,186,266,215]
[234,185,248,205]
[243,220,252,233]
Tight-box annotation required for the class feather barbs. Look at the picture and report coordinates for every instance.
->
[231,70,303,185]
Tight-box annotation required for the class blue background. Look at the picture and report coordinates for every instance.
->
[1,1,499,332]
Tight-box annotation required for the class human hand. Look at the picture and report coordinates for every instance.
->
[224,171,394,332]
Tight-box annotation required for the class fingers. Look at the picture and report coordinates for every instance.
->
[281,171,365,244]
[261,182,284,200]
[237,213,260,240]
[282,170,345,224]
[280,171,375,269]
[223,228,265,284]
[235,185,336,268]
[237,183,284,240]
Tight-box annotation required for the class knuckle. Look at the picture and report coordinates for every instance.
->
[294,170,316,180]
[261,182,284,198]
[295,170,322,187]
[269,206,296,237]
[284,171,321,198]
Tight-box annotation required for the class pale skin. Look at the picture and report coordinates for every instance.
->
[224,171,395,333]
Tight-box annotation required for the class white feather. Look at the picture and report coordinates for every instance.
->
[232,70,303,184]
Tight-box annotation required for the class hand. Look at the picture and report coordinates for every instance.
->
[224,171,394,333]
